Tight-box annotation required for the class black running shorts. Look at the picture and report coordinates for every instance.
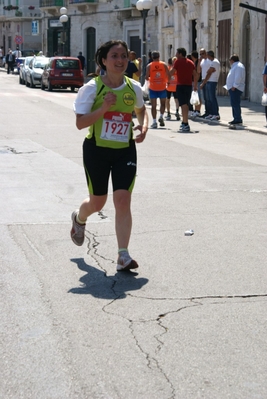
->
[83,138,137,196]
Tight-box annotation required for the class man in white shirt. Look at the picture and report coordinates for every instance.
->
[200,50,220,120]
[15,46,22,58]
[199,48,212,117]
[225,54,245,125]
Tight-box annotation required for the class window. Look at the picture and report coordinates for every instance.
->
[220,0,231,12]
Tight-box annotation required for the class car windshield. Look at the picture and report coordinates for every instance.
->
[55,60,80,69]
[34,59,49,68]
[26,57,33,65]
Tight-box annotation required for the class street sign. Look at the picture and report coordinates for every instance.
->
[14,35,23,44]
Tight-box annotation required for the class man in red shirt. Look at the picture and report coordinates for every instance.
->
[171,47,198,132]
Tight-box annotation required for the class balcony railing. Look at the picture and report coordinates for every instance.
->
[69,0,98,3]
[40,0,64,7]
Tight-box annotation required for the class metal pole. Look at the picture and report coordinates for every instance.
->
[239,2,267,14]
[141,9,148,86]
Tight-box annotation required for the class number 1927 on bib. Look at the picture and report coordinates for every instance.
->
[101,111,132,142]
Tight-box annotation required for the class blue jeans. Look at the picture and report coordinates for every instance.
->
[201,82,209,115]
[229,89,242,122]
[206,81,219,116]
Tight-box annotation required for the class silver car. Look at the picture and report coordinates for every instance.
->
[19,56,34,84]
[25,56,49,88]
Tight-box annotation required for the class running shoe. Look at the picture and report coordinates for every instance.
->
[210,115,220,121]
[70,210,85,246]
[117,251,139,271]
[229,120,242,125]
[150,122,157,129]
[165,114,171,120]
[175,112,181,121]
[205,114,213,120]
[158,117,165,127]
[181,124,190,132]
[179,122,186,131]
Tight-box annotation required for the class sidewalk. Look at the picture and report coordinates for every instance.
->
[167,95,267,135]
[1,66,266,135]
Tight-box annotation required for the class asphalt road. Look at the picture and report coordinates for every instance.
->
[0,74,267,399]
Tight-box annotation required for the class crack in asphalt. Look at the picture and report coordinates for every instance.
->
[83,230,266,399]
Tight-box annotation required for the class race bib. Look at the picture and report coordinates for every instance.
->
[100,111,132,142]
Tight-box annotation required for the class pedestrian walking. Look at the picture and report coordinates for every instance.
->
[200,50,221,121]
[77,51,86,70]
[6,50,15,74]
[225,54,245,125]
[145,50,170,128]
[71,40,148,271]
[170,47,198,132]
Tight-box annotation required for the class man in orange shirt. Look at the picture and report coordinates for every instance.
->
[145,51,170,128]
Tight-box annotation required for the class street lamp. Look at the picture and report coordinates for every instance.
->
[136,0,152,85]
[59,7,68,56]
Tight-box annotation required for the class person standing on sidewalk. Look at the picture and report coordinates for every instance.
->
[200,50,221,121]
[262,60,267,125]
[225,54,245,125]
[199,48,211,118]
[165,57,180,121]
[71,40,148,271]
[145,51,170,129]
[170,47,198,132]
[190,50,202,117]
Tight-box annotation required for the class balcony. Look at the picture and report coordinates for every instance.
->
[69,0,98,12]
[39,0,64,15]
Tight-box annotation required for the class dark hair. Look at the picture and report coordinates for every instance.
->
[207,50,214,58]
[152,50,160,59]
[95,40,128,71]
[168,57,173,65]
[230,54,239,62]
[177,47,186,57]
[191,50,198,59]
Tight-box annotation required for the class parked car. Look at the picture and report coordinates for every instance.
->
[41,57,84,92]
[25,56,49,88]
[19,56,34,84]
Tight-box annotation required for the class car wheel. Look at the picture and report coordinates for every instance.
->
[71,86,75,92]
[48,81,53,92]
[26,79,30,87]
[30,78,35,88]
[19,76,23,84]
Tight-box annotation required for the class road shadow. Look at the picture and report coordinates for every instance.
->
[68,258,149,299]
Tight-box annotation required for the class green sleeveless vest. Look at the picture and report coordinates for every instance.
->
[86,76,136,148]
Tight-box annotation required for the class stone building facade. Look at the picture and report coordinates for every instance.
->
[1,0,266,102]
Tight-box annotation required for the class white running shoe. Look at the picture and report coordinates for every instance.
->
[117,251,139,271]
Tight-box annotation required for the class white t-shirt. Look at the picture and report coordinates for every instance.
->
[200,58,212,80]
[208,58,220,82]
[74,77,144,115]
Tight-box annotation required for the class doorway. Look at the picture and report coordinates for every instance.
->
[86,27,96,75]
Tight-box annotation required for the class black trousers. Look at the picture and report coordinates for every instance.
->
[7,62,14,74]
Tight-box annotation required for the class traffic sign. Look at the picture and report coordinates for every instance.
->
[14,35,23,44]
